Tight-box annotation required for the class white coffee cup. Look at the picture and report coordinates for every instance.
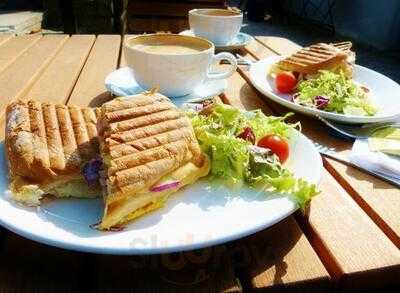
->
[124,34,237,97]
[189,9,243,46]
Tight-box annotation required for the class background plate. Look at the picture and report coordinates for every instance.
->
[249,56,400,124]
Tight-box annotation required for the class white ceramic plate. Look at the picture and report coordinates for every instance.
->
[105,67,227,107]
[0,130,322,255]
[180,30,254,51]
[249,56,400,124]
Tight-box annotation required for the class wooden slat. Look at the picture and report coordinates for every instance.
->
[325,159,400,248]
[298,169,400,289]
[244,38,276,60]
[0,34,13,47]
[68,35,121,107]
[94,249,240,292]
[222,65,274,113]
[242,37,400,289]
[231,217,330,292]
[0,234,87,292]
[255,36,301,56]
[24,35,95,103]
[254,37,400,249]
[0,34,68,110]
[222,70,331,291]
[0,34,42,74]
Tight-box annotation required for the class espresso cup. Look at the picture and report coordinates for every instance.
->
[124,34,237,97]
[189,9,243,46]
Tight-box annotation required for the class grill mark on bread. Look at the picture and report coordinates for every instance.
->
[308,47,335,56]
[107,117,190,146]
[102,94,169,112]
[104,101,174,124]
[5,101,34,177]
[286,56,317,65]
[277,42,348,74]
[294,52,329,62]
[82,108,98,140]
[110,141,189,190]
[108,109,183,133]
[109,128,195,158]
[108,140,190,175]
[56,104,81,168]
[69,106,92,161]
[331,41,352,52]
[42,103,66,171]
[28,101,52,175]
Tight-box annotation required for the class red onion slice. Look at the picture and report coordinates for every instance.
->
[314,95,330,109]
[236,127,256,145]
[150,181,180,192]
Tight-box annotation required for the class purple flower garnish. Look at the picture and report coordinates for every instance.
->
[314,96,330,109]
[82,157,102,185]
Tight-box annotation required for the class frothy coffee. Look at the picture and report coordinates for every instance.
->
[132,43,203,55]
[195,9,240,16]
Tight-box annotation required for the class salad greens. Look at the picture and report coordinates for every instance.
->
[295,70,377,116]
[188,104,319,209]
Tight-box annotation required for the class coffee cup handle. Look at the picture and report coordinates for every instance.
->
[207,52,238,80]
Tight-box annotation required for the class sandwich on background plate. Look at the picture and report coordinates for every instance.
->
[97,92,210,230]
[273,41,355,78]
[5,100,101,205]
[269,41,377,116]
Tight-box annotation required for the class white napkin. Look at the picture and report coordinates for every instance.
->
[349,139,400,184]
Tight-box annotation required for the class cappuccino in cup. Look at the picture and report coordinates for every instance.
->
[189,9,243,46]
[124,34,237,97]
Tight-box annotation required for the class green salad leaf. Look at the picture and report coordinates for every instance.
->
[296,70,377,116]
[188,104,319,209]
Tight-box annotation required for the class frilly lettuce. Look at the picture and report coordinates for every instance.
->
[188,104,319,209]
[296,70,377,116]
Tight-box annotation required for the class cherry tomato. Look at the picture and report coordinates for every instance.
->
[275,72,297,93]
[257,135,289,163]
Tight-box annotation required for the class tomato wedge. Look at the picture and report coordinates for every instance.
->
[275,72,297,94]
[257,135,289,163]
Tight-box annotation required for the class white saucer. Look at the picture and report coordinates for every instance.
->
[179,30,253,51]
[105,67,227,107]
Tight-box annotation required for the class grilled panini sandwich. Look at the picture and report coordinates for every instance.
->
[276,42,354,75]
[5,100,101,205]
[97,92,210,230]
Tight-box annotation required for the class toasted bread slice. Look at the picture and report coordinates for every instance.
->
[276,43,348,74]
[5,100,101,205]
[97,92,210,230]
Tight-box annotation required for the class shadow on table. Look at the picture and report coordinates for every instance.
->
[87,91,114,107]
[344,166,395,190]
[227,215,303,288]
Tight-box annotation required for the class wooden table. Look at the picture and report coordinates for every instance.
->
[0,33,399,292]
